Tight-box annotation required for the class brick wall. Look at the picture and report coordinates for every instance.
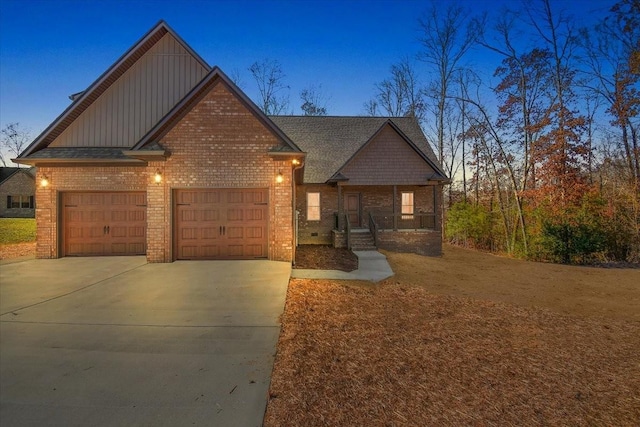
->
[148,80,293,262]
[0,171,35,218]
[34,166,147,259]
[32,80,294,263]
[376,230,442,256]
[296,184,338,244]
[296,183,444,255]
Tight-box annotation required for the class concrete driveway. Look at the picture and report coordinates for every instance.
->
[0,257,290,427]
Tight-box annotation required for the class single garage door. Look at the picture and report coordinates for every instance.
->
[63,192,147,256]
[175,188,268,260]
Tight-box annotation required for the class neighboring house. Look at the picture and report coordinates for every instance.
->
[15,21,448,262]
[0,167,36,218]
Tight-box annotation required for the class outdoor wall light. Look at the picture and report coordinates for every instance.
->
[40,175,49,188]
[154,170,162,184]
[276,171,284,183]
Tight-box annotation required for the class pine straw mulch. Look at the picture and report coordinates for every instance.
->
[264,279,640,426]
[294,245,358,272]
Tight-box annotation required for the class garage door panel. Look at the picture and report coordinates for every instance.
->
[180,228,198,240]
[89,226,104,238]
[202,227,220,239]
[175,188,268,260]
[226,191,244,204]
[180,209,197,222]
[63,192,146,257]
[129,226,145,238]
[201,245,221,258]
[129,211,145,221]
[246,244,264,257]
[111,210,127,221]
[226,227,244,239]
[227,208,243,221]
[246,227,263,239]
[202,191,221,204]
[203,209,220,221]
[246,208,264,221]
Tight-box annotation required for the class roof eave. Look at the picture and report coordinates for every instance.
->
[13,158,147,167]
[121,150,169,161]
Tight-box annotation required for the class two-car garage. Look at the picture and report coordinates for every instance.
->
[62,189,269,260]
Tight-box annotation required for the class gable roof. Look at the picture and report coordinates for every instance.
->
[133,67,301,153]
[18,20,210,160]
[268,116,447,183]
[0,167,36,184]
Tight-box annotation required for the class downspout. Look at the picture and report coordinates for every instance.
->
[291,160,304,266]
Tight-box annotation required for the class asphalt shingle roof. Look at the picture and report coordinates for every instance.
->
[269,116,445,183]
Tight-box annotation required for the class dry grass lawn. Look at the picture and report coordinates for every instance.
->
[265,245,640,426]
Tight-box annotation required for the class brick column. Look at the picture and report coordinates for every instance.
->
[146,163,168,262]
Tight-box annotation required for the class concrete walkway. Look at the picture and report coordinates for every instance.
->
[291,250,394,282]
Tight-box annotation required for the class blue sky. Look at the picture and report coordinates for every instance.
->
[0,0,613,144]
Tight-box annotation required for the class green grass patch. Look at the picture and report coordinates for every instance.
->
[0,218,36,244]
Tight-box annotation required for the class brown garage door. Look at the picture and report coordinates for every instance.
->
[175,188,268,260]
[63,192,146,256]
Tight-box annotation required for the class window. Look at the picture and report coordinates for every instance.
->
[307,192,320,221]
[401,192,414,219]
[7,195,34,209]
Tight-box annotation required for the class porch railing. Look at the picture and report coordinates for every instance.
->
[368,212,379,247]
[345,214,352,250]
[371,213,437,231]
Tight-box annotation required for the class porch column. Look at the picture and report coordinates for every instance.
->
[393,185,398,230]
[337,184,343,230]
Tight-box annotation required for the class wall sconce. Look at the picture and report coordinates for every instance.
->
[292,159,300,166]
[276,171,284,183]
[40,175,49,188]
[154,170,162,184]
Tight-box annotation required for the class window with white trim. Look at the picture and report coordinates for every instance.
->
[401,192,414,219]
[307,192,320,221]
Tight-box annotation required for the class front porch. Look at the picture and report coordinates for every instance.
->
[332,216,442,256]
[330,184,442,256]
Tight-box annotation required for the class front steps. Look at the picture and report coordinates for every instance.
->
[349,229,377,251]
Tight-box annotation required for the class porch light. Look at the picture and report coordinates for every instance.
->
[40,175,49,188]
[154,170,162,184]
[276,171,284,183]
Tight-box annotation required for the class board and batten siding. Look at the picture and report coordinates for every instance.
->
[50,33,208,148]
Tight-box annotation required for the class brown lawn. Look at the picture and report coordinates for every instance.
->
[264,245,640,426]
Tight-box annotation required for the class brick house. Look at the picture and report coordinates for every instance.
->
[15,21,448,262]
[0,167,36,218]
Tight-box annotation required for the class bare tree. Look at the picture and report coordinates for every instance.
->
[300,84,329,116]
[228,68,246,90]
[0,123,31,167]
[364,58,427,122]
[580,0,640,182]
[417,2,481,163]
[248,59,290,115]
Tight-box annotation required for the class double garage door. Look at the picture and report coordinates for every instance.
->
[63,192,147,256]
[174,188,268,260]
[62,189,268,260]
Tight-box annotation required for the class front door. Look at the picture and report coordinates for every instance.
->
[345,193,361,227]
